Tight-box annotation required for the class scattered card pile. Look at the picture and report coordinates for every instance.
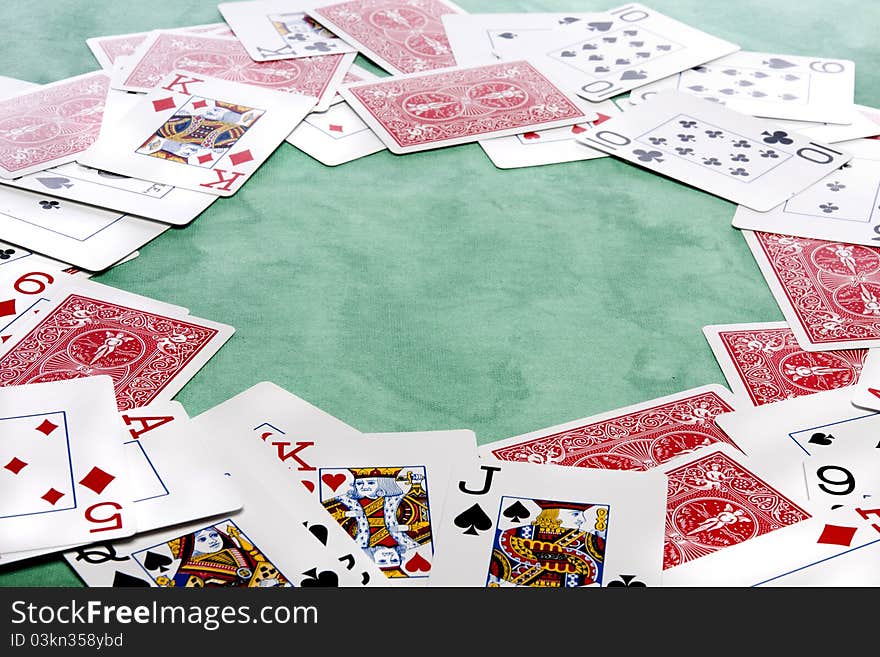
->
[2,1,880,586]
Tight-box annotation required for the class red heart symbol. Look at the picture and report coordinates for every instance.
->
[404,552,431,573]
[260,432,273,441]
[301,480,315,493]
[592,112,612,126]
[570,124,586,134]
[321,473,346,492]
[522,131,541,140]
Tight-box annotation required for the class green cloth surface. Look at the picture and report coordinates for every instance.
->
[0,0,877,586]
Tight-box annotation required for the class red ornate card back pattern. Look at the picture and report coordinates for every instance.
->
[663,450,810,569]
[489,391,738,471]
[0,294,219,410]
[716,325,864,405]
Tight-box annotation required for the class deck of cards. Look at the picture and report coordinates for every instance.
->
[2,1,880,587]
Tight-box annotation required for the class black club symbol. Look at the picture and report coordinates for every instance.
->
[730,153,749,162]
[679,120,697,128]
[677,133,695,142]
[819,203,839,213]
[827,181,846,191]
[730,167,749,176]
[0,248,16,260]
[675,147,694,155]
[288,33,307,42]
[759,149,779,158]
[703,157,721,166]
[648,136,667,145]
[633,149,664,163]
[762,130,794,145]
[705,130,722,138]
[607,574,646,587]
[305,42,333,52]
[39,200,60,210]
[731,140,751,148]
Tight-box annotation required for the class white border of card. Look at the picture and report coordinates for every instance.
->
[218,0,358,62]
[627,51,856,124]
[85,24,235,70]
[733,139,880,247]
[287,101,386,166]
[79,71,317,196]
[578,90,853,212]
[850,348,880,411]
[429,458,668,587]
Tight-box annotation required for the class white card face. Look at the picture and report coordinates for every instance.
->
[0,240,78,276]
[441,13,602,67]
[430,458,668,587]
[0,260,76,346]
[286,101,386,166]
[769,106,880,145]
[0,76,38,100]
[0,186,168,272]
[802,439,880,513]
[578,90,853,211]
[0,377,136,555]
[851,349,880,411]
[119,402,242,532]
[479,99,619,169]
[627,51,856,124]
[79,71,317,196]
[513,3,739,102]
[714,387,879,498]
[733,139,880,246]
[219,0,358,61]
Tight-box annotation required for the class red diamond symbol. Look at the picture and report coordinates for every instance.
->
[4,457,27,474]
[41,488,65,505]
[197,153,214,164]
[192,99,208,109]
[523,131,541,140]
[1,334,10,343]
[329,124,344,133]
[570,124,586,134]
[0,298,15,318]
[592,112,612,126]
[817,523,858,547]
[79,466,115,494]
[35,419,58,436]
[152,97,177,112]
[229,149,254,166]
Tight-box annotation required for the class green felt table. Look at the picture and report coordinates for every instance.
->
[0,0,877,587]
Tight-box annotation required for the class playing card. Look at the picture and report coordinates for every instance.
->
[430,458,668,587]
[628,51,856,124]
[441,12,601,67]
[79,71,317,196]
[287,100,386,165]
[0,71,110,179]
[703,322,865,406]
[850,349,880,411]
[0,377,135,555]
[512,3,739,103]
[113,30,354,112]
[733,140,880,246]
[802,438,879,512]
[0,280,232,410]
[0,240,80,276]
[0,260,77,346]
[328,62,380,106]
[341,60,590,155]
[481,385,739,471]
[0,76,38,100]
[743,230,880,350]
[218,0,358,61]
[87,25,235,69]
[479,99,619,169]
[578,91,852,211]
[0,185,169,272]
[308,0,464,75]
[714,387,879,498]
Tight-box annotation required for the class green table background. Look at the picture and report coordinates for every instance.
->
[0,0,877,586]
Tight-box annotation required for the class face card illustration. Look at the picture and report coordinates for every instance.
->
[734,140,880,248]
[479,100,619,169]
[578,91,852,212]
[513,3,739,103]
[341,60,589,155]
[715,386,880,497]
[287,101,386,166]
[481,385,739,471]
[0,283,233,410]
[114,31,354,112]
[0,377,135,555]
[308,0,464,75]
[703,322,865,406]
[629,51,856,124]
[79,71,317,196]
[430,459,667,587]
[441,12,601,67]
[744,230,880,350]
[219,0,358,61]
[319,465,434,579]
[0,72,110,179]
[662,444,811,570]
